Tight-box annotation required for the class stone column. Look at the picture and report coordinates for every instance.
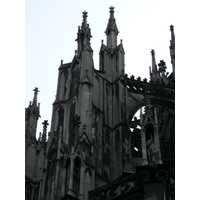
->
[60,167,66,197]
[68,147,74,195]
[38,179,43,200]
[53,125,62,199]
[79,163,85,200]
[141,128,148,166]
[154,107,163,164]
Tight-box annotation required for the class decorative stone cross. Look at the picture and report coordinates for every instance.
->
[42,120,49,128]
[151,49,155,56]
[33,87,39,104]
[33,87,39,94]
[110,6,114,13]
[82,11,88,23]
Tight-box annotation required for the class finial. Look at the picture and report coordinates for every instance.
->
[151,49,155,56]
[120,39,122,44]
[82,10,88,24]
[61,60,63,65]
[42,120,49,128]
[33,87,39,105]
[109,6,115,14]
[101,39,104,44]
[158,60,167,72]
[42,120,49,142]
[109,6,115,20]
[170,25,174,32]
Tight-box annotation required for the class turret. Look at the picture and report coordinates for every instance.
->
[75,11,92,57]
[105,6,119,49]
[99,6,124,82]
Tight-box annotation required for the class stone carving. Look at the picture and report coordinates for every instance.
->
[146,139,158,163]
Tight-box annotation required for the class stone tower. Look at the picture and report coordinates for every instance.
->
[25,7,175,200]
[25,88,49,200]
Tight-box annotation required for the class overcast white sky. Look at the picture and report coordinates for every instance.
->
[25,0,178,137]
[1,0,200,198]
[0,0,200,198]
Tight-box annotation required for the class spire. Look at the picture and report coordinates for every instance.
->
[151,50,157,73]
[25,87,41,139]
[82,11,88,29]
[105,6,119,49]
[76,11,92,56]
[42,120,49,142]
[33,87,39,106]
[170,25,175,45]
[150,50,161,83]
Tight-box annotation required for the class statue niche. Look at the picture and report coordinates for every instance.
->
[145,123,157,163]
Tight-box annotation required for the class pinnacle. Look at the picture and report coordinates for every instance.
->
[82,11,88,26]
[170,24,174,32]
[33,87,39,105]
[109,6,115,18]
[151,49,155,56]
[105,6,119,35]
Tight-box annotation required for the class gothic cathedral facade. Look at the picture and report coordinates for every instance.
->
[25,7,175,200]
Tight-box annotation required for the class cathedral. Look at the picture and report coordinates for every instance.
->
[25,6,175,200]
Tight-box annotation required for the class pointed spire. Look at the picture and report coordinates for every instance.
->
[76,10,92,56]
[151,49,157,73]
[33,87,39,105]
[105,6,119,49]
[42,120,49,142]
[170,25,175,44]
[105,6,119,35]
[82,11,88,28]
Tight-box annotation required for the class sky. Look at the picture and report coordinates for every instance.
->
[25,0,178,137]
[1,0,200,198]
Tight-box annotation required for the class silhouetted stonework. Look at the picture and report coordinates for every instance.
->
[25,6,175,200]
